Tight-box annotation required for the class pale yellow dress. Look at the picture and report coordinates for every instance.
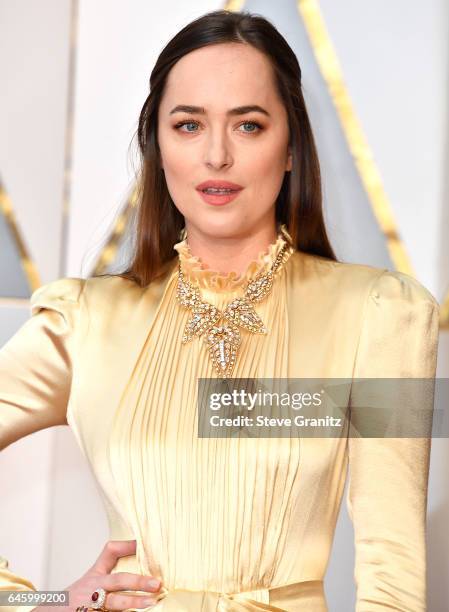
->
[0,225,440,611]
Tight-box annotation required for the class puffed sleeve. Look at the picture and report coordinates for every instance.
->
[346,269,440,611]
[0,277,85,607]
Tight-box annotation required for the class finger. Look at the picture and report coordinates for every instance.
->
[103,572,162,594]
[105,592,158,610]
[91,540,137,574]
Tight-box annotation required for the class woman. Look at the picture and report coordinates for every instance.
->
[0,9,440,612]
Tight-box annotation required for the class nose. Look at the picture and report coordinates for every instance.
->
[203,129,233,170]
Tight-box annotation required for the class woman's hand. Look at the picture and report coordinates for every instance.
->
[34,539,163,611]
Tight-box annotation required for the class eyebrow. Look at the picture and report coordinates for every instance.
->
[169,104,271,117]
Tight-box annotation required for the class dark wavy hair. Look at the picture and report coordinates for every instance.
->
[104,9,337,287]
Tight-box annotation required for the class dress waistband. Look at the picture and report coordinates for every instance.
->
[143,579,326,611]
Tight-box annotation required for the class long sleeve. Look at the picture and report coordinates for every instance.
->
[346,270,440,611]
[0,277,85,608]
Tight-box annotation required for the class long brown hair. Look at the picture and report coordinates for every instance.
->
[102,9,337,288]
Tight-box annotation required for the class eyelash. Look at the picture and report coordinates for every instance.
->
[173,119,263,134]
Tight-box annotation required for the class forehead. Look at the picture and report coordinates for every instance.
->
[160,43,279,112]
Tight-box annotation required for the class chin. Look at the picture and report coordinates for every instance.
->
[198,219,251,239]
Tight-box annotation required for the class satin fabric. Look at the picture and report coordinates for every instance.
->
[0,225,440,612]
[151,579,325,611]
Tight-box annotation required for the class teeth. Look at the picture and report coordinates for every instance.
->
[203,188,234,193]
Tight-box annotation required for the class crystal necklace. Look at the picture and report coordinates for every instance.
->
[175,229,294,379]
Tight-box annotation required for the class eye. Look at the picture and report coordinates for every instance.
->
[238,121,263,133]
[173,120,263,134]
[174,120,200,133]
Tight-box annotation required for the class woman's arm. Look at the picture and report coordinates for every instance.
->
[346,269,440,611]
[0,277,85,611]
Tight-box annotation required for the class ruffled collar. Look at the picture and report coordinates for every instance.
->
[172,223,294,292]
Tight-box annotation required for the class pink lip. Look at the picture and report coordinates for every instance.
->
[197,189,241,206]
[196,180,243,190]
[196,180,243,207]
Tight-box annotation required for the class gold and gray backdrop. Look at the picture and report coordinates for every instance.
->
[0,0,448,610]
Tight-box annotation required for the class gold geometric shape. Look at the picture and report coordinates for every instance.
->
[297,0,413,276]
[92,184,139,275]
[1,0,78,296]
[0,181,41,292]
[296,0,447,328]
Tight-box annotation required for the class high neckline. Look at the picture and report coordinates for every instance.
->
[172,223,295,292]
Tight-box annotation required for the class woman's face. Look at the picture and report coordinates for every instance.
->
[157,42,292,239]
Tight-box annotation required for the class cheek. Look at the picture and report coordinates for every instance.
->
[159,141,196,215]
[162,145,195,188]
[246,131,288,176]
[159,127,191,175]
[249,149,288,200]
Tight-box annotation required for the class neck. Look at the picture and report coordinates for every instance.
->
[183,223,280,277]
